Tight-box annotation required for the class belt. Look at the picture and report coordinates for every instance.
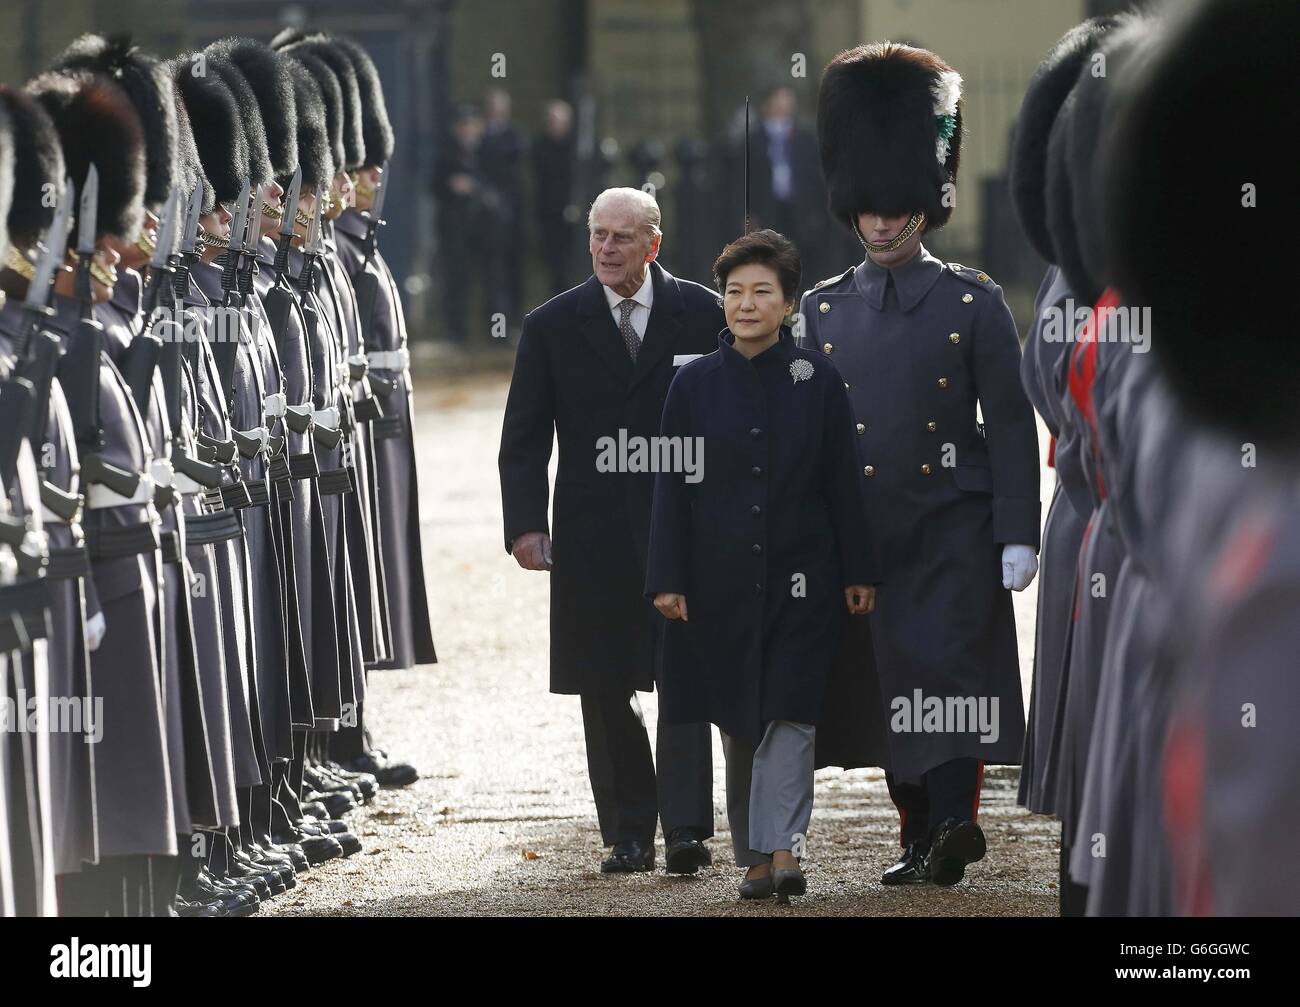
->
[159,529,183,565]
[288,452,318,480]
[85,521,160,560]
[366,348,409,372]
[184,510,243,547]
[244,478,271,508]
[317,467,353,496]
[0,581,52,649]
[372,416,403,441]
[86,474,155,510]
[46,544,91,580]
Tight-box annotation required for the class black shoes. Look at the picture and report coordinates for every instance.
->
[738,871,775,900]
[664,828,712,875]
[926,818,986,887]
[882,841,930,885]
[343,751,418,788]
[601,839,655,873]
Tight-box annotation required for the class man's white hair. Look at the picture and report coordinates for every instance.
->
[587,187,662,238]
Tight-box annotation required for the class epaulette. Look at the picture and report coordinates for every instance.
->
[811,264,856,292]
[945,262,994,289]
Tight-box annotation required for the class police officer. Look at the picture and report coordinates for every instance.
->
[800,43,1041,887]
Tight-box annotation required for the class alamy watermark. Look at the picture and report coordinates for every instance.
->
[1,689,103,744]
[890,689,1000,745]
[596,429,704,484]
[1039,299,1151,354]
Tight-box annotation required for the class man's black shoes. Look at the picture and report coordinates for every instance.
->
[927,818,986,887]
[601,839,655,873]
[664,828,712,875]
[881,841,930,885]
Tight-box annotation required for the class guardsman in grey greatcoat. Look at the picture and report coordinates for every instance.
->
[800,43,1042,888]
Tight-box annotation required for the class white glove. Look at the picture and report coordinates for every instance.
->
[1001,544,1039,592]
[86,612,107,651]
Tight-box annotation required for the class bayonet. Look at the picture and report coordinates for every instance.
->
[74,164,98,310]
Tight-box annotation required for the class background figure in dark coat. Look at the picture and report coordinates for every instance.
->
[531,100,578,297]
[499,187,721,875]
[481,89,526,336]
[647,229,877,901]
[433,106,490,345]
[803,44,1041,890]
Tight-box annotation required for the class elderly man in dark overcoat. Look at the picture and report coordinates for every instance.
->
[499,187,723,874]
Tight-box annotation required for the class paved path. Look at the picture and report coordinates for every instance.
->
[266,372,1058,916]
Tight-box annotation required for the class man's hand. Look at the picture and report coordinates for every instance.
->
[1001,544,1039,591]
[511,531,553,571]
[845,585,876,615]
[654,592,689,621]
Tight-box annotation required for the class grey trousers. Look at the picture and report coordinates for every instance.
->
[721,721,816,868]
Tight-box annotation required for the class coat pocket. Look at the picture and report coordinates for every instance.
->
[952,463,994,494]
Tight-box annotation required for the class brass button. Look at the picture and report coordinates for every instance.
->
[819,302,831,314]
[863,465,875,477]
[926,420,937,432]
[962,293,974,303]
[823,342,834,354]
[855,422,865,434]
[949,332,961,344]
[921,463,932,475]
[976,272,988,282]
[937,377,949,389]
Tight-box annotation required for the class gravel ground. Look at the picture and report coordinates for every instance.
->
[264,370,1059,917]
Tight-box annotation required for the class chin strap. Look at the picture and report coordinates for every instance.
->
[853,211,926,254]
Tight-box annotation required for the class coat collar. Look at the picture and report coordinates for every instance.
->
[718,324,796,376]
[853,243,944,312]
[578,260,684,388]
[334,208,369,241]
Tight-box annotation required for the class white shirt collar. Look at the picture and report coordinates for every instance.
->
[603,268,654,312]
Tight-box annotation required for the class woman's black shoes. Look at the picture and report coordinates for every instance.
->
[773,866,806,898]
[926,818,986,887]
[882,842,930,885]
[738,872,774,899]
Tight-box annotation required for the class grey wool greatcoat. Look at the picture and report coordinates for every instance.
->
[797,247,1041,781]
[334,208,436,670]
[644,328,879,745]
[499,261,725,695]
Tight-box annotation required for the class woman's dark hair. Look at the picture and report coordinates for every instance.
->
[712,228,801,301]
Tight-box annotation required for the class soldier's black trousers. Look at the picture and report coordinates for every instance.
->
[885,757,984,847]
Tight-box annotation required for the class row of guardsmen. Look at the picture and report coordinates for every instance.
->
[1006,0,1295,916]
[0,26,436,916]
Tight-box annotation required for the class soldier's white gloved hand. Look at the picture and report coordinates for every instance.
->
[1002,544,1038,591]
[86,612,107,651]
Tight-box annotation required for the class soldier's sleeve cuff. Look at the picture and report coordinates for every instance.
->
[992,497,1042,551]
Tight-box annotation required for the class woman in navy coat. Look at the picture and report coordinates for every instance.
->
[646,230,878,900]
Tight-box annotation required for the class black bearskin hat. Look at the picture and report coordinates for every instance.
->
[170,53,250,206]
[286,51,344,185]
[0,87,66,247]
[1010,17,1118,264]
[1103,0,1298,445]
[818,43,963,230]
[0,104,12,261]
[170,80,215,215]
[333,35,394,168]
[1044,13,1151,305]
[51,34,178,213]
[284,57,333,189]
[203,54,273,188]
[275,36,364,172]
[26,69,145,241]
[206,38,297,181]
